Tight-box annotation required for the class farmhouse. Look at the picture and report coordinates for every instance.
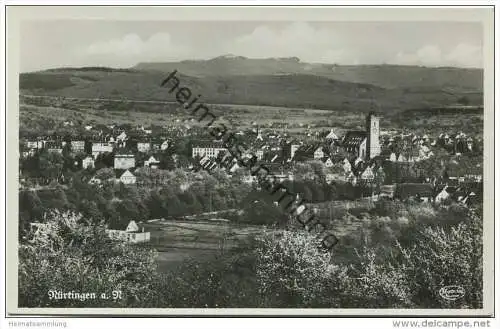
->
[106,220,150,244]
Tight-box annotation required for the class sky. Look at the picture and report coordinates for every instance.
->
[20,21,483,72]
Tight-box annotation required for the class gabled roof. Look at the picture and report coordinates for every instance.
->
[114,168,136,178]
[325,129,339,140]
[126,220,139,232]
[342,131,367,147]
[192,140,226,149]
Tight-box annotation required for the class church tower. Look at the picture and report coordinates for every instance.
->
[366,112,381,159]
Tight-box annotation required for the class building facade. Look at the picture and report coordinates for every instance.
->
[71,140,86,153]
[92,142,113,158]
[114,154,136,169]
[192,142,227,158]
[366,112,381,159]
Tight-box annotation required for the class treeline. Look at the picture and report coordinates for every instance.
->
[19,162,379,235]
[19,168,248,234]
[19,200,483,309]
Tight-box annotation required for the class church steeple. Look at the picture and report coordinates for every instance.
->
[366,112,381,159]
[256,126,263,141]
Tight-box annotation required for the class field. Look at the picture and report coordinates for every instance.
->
[19,96,483,138]
[142,219,264,272]
[141,199,378,273]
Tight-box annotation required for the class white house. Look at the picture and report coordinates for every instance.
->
[114,154,135,170]
[25,140,44,149]
[119,170,136,185]
[116,132,127,142]
[107,221,150,244]
[313,147,325,159]
[144,156,160,169]
[325,129,339,141]
[389,152,397,162]
[137,142,151,153]
[71,140,85,153]
[126,220,139,232]
[82,156,94,169]
[92,142,113,158]
[360,166,375,181]
[160,141,170,151]
[241,175,257,185]
[192,142,227,158]
[255,149,264,160]
[435,186,450,204]
[229,162,241,173]
[342,158,352,173]
[88,177,102,186]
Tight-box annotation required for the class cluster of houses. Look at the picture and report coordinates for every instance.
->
[20,113,482,200]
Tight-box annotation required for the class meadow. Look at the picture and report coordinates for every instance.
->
[19,96,483,138]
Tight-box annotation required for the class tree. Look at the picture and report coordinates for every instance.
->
[95,168,115,181]
[38,151,64,180]
[308,160,327,182]
[146,190,168,219]
[255,230,348,307]
[159,154,176,170]
[19,191,43,235]
[94,152,114,169]
[18,210,160,307]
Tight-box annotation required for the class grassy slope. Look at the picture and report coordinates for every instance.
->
[20,64,483,113]
[134,57,483,90]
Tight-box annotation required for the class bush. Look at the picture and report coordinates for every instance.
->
[343,209,483,308]
[255,230,348,307]
[157,251,259,307]
[18,210,160,307]
[401,212,483,308]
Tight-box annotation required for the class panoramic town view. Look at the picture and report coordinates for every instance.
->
[17,20,484,310]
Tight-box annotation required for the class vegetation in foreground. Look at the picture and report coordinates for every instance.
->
[19,200,483,309]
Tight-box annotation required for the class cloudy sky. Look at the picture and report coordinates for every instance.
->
[20,20,483,72]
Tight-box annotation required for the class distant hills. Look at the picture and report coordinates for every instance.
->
[133,55,483,90]
[20,56,483,113]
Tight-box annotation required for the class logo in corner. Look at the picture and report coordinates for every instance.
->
[439,285,465,301]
